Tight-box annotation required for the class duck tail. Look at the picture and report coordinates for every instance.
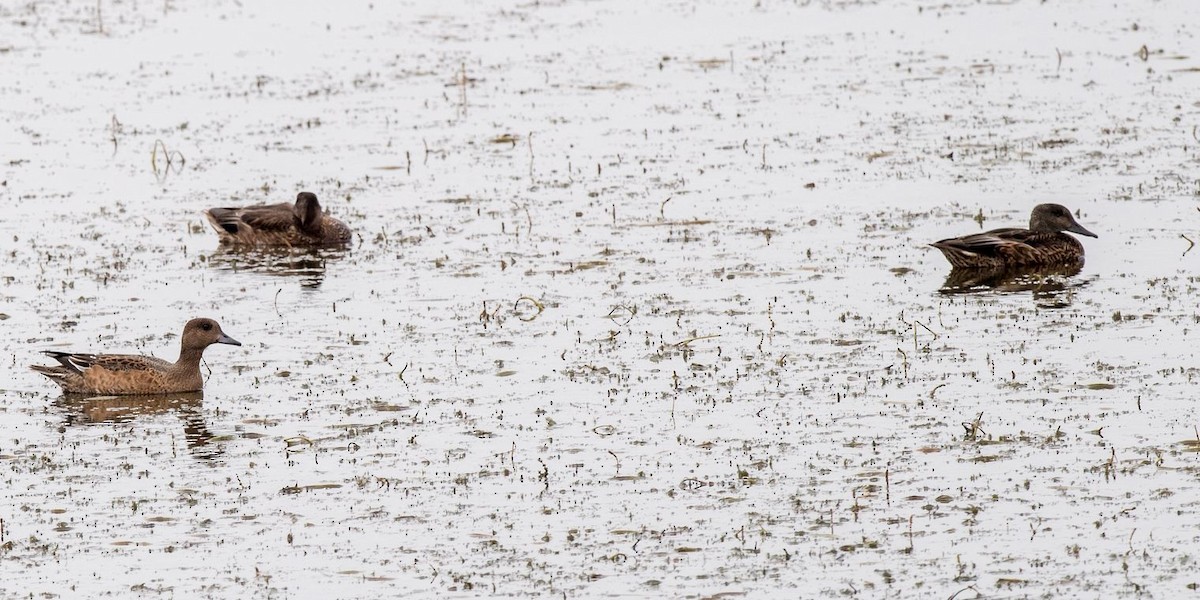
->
[204,208,241,235]
[30,364,70,382]
[929,242,976,269]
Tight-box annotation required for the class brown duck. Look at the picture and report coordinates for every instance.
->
[205,192,351,246]
[31,318,241,395]
[930,204,1098,269]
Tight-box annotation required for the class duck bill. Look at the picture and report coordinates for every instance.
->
[1067,222,1098,238]
[217,333,242,346]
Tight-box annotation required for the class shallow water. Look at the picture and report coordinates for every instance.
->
[3,0,1200,597]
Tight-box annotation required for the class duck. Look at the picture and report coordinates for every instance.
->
[930,203,1097,269]
[205,192,351,246]
[31,318,241,395]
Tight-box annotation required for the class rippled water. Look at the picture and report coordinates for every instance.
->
[2,0,1200,597]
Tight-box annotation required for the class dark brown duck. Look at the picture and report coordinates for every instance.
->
[31,318,241,395]
[206,192,351,246]
[930,204,1097,269]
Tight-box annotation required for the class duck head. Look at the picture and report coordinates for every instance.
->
[182,318,241,351]
[1030,204,1097,238]
[293,192,324,230]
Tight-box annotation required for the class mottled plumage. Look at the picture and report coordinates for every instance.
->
[931,204,1097,269]
[31,318,241,395]
[205,192,351,246]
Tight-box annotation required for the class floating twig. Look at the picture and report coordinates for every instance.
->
[673,334,720,347]
[284,436,314,453]
[962,412,986,438]
[514,296,545,322]
[458,62,468,116]
[915,320,940,339]
[527,131,535,182]
[108,114,122,143]
[151,139,186,175]
[606,304,637,326]
[947,585,980,600]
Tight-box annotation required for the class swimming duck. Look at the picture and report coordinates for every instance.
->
[205,192,351,246]
[31,318,241,395]
[930,204,1097,269]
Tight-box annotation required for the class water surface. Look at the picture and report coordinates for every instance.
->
[2,0,1199,597]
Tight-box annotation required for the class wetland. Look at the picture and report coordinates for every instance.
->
[2,0,1200,597]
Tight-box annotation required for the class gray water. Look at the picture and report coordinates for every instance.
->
[2,0,1200,597]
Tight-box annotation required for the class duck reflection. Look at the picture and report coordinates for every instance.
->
[938,263,1090,308]
[206,245,347,288]
[52,391,221,459]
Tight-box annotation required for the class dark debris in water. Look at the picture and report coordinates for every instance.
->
[2,0,1199,598]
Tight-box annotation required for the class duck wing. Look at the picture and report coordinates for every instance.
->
[42,351,169,374]
[931,227,1080,268]
[931,228,1042,256]
[206,203,296,235]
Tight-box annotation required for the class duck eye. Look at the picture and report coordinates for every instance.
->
[201,322,212,331]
